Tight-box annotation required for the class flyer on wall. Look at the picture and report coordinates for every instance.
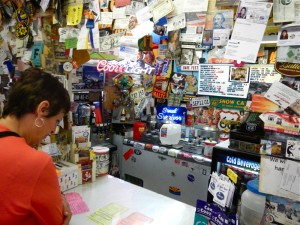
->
[198,64,250,98]
[277,24,300,47]
[224,1,273,63]
[273,0,299,23]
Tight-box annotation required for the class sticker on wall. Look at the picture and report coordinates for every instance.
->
[123,148,134,160]
[131,156,136,162]
[187,174,195,182]
[169,186,181,196]
[15,22,29,39]
[134,149,142,155]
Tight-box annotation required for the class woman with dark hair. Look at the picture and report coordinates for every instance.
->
[237,7,247,19]
[0,68,72,225]
[280,30,288,39]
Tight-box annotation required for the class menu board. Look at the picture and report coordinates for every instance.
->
[198,64,250,98]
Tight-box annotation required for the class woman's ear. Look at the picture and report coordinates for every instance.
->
[36,100,50,117]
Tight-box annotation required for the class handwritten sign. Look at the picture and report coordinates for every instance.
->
[260,155,300,201]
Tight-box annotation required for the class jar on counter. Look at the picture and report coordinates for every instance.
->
[240,179,266,225]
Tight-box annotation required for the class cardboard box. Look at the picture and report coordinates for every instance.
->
[56,161,79,192]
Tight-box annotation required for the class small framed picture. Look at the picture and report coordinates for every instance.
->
[229,67,249,82]
[179,49,194,65]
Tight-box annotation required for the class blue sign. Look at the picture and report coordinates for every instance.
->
[156,106,187,124]
[226,156,260,171]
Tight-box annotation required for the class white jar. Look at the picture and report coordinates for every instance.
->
[240,179,266,225]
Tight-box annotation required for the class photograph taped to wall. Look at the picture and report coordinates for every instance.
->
[125,0,144,15]
[205,9,234,30]
[230,67,249,82]
[179,48,194,65]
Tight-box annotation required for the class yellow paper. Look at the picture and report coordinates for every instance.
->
[227,168,238,184]
[67,4,83,25]
[87,203,128,225]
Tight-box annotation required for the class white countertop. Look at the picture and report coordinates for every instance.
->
[66,175,196,225]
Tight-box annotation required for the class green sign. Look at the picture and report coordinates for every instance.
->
[210,96,247,110]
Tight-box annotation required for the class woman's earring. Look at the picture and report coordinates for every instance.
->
[34,117,45,128]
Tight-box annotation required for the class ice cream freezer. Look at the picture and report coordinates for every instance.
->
[118,139,211,206]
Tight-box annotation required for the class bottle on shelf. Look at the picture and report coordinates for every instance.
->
[181,112,186,139]
[120,108,126,123]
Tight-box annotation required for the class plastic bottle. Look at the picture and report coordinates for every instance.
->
[181,112,186,139]
[240,179,266,225]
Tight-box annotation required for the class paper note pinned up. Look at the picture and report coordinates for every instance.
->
[67,4,83,25]
[280,159,300,196]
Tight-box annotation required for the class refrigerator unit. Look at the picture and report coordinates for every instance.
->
[208,142,261,214]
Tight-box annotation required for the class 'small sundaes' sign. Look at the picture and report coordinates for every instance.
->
[156,106,187,124]
[97,60,155,75]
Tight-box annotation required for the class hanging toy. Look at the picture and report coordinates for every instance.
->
[86,11,95,49]
[113,74,134,92]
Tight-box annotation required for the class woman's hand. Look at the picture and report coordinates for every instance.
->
[62,194,72,225]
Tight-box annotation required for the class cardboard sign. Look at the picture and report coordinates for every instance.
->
[152,76,169,99]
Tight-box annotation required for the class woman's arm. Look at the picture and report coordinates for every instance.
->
[30,158,65,225]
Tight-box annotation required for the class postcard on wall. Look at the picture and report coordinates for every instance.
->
[198,64,250,98]
[113,6,127,19]
[205,9,234,30]
[151,0,174,22]
[136,6,153,24]
[167,0,184,17]
[58,27,80,42]
[152,76,169,99]
[224,1,273,63]
[167,13,186,32]
[273,0,297,23]
[125,0,144,15]
[180,12,206,43]
[264,81,300,109]
[213,29,230,46]
[249,64,282,83]
[170,73,187,95]
[261,195,300,225]
[115,0,131,7]
[99,12,113,24]
[183,0,209,13]
[286,140,300,160]
[276,46,300,63]
[165,30,181,60]
[277,25,300,47]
